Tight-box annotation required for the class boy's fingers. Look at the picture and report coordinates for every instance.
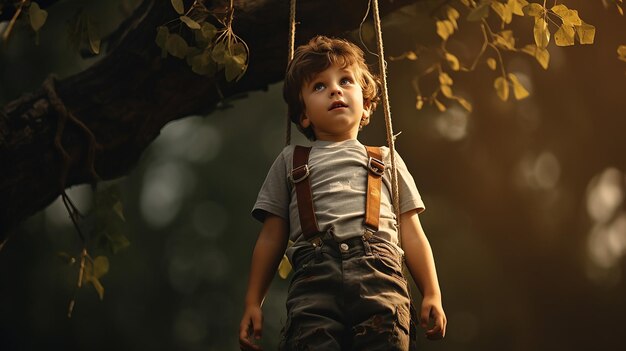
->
[252,313,263,338]
[239,319,262,351]
[420,306,431,328]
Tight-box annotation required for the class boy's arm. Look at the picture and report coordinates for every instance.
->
[239,214,289,350]
[400,209,447,340]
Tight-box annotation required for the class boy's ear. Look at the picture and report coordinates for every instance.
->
[300,114,311,128]
[362,100,372,125]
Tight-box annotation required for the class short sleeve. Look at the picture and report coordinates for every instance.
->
[393,151,426,215]
[251,149,291,222]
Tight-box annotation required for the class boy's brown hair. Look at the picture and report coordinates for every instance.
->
[283,36,381,140]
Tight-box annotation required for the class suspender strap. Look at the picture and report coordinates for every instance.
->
[291,146,320,239]
[364,146,385,233]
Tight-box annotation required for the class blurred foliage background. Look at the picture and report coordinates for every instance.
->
[1,0,625,350]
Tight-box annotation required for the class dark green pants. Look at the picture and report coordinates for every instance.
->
[280,230,411,350]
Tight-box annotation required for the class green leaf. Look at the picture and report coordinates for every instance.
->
[445,52,460,71]
[180,15,201,30]
[166,33,188,58]
[533,17,550,48]
[467,2,490,21]
[554,24,575,47]
[575,22,595,45]
[211,41,226,64]
[29,2,48,32]
[171,0,184,15]
[155,26,169,50]
[105,231,130,254]
[523,3,544,17]
[200,22,217,40]
[494,76,509,101]
[225,54,246,82]
[190,51,217,76]
[87,19,100,55]
[278,255,292,279]
[507,73,529,100]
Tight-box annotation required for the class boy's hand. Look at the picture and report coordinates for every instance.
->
[420,294,447,340]
[239,305,264,350]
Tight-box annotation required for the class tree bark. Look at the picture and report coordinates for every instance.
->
[0,0,418,236]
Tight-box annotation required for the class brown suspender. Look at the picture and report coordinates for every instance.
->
[291,145,385,240]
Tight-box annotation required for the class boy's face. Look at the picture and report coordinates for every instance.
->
[300,64,370,141]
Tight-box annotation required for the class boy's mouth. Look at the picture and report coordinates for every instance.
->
[329,101,348,110]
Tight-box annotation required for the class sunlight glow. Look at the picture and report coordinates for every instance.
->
[435,106,468,141]
[517,151,561,190]
[44,184,93,228]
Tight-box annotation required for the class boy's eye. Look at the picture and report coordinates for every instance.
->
[313,83,325,91]
[340,77,353,85]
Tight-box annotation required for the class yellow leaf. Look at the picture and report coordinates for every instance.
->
[166,33,188,58]
[507,73,530,100]
[445,52,460,71]
[92,277,105,300]
[575,22,595,45]
[439,72,453,85]
[523,3,544,17]
[460,0,471,7]
[554,25,575,46]
[534,17,550,48]
[618,45,626,62]
[491,1,512,24]
[416,96,424,110]
[278,255,292,279]
[434,99,447,112]
[551,5,582,26]
[406,51,418,60]
[447,7,460,29]
[441,85,453,98]
[456,97,473,112]
[511,0,528,16]
[487,58,497,70]
[29,2,48,32]
[494,30,516,50]
[436,20,454,40]
[201,22,217,40]
[171,0,184,15]
[494,76,509,101]
[535,47,550,69]
[467,2,491,21]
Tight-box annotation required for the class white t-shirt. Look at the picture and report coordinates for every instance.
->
[252,139,425,255]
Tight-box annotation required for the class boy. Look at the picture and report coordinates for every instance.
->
[239,36,446,350]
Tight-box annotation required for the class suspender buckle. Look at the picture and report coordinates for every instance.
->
[367,156,385,176]
[290,164,310,183]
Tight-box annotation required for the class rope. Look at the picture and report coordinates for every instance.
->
[371,0,401,244]
[285,0,297,146]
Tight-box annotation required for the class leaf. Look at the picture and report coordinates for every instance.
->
[278,255,292,279]
[554,24,575,46]
[533,17,550,48]
[456,97,473,112]
[225,54,246,82]
[87,19,100,55]
[445,52,460,71]
[491,1,512,24]
[535,46,550,69]
[494,30,516,50]
[93,256,110,278]
[105,230,131,254]
[112,201,125,221]
[211,41,226,64]
[416,96,424,110]
[29,2,48,32]
[436,20,454,40]
[155,26,169,54]
[523,3,544,17]
[166,33,188,58]
[511,0,528,16]
[439,72,453,85]
[551,4,582,26]
[92,278,105,300]
[434,98,447,112]
[618,45,626,62]
[487,57,497,70]
[201,22,217,40]
[171,0,184,15]
[467,2,490,21]
[447,7,460,29]
[180,15,201,29]
[507,73,530,100]
[494,76,509,101]
[441,84,453,98]
[575,22,595,45]
[406,51,418,60]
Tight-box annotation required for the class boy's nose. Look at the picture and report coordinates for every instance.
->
[329,86,343,96]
